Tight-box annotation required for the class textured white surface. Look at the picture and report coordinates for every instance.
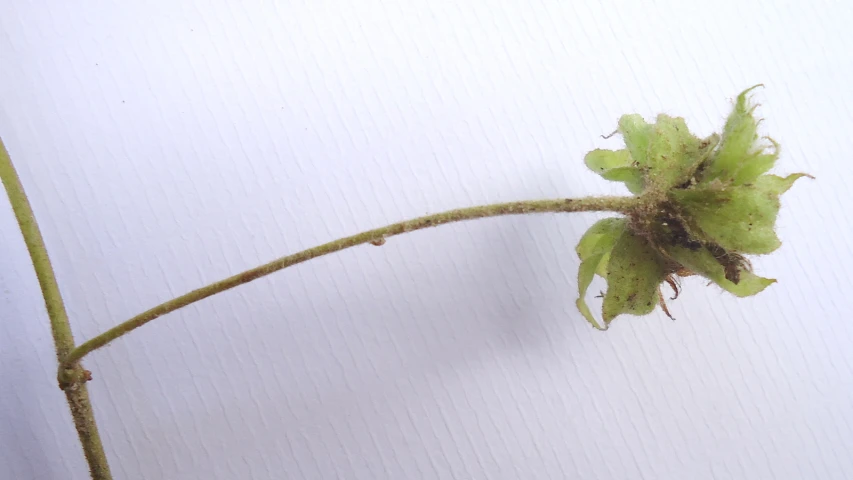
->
[2,1,852,479]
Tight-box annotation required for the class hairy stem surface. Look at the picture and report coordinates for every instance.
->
[1,138,113,480]
[60,195,637,378]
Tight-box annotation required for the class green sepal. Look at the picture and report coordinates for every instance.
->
[584,149,645,194]
[601,229,668,324]
[664,245,776,297]
[670,173,808,255]
[701,85,780,186]
[618,114,653,167]
[645,114,706,190]
[575,218,626,329]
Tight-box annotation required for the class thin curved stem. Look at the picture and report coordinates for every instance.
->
[59,195,637,379]
[1,138,113,480]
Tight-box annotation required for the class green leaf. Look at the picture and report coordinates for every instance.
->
[671,173,808,254]
[702,85,779,186]
[665,245,776,297]
[601,230,668,324]
[575,218,626,329]
[618,114,653,167]
[584,149,645,194]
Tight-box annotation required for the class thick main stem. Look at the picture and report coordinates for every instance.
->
[60,195,636,378]
[0,138,113,480]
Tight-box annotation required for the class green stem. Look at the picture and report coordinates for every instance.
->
[60,195,637,378]
[1,138,113,480]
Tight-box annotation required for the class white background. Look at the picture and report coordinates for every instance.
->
[2,1,852,479]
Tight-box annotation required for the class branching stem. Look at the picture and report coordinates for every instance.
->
[1,138,113,480]
[3,132,639,480]
[59,195,637,381]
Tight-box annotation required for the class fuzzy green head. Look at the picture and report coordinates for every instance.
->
[577,86,811,329]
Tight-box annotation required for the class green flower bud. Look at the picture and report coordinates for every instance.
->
[576,86,810,329]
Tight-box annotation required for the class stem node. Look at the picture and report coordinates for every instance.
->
[1,138,114,479]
